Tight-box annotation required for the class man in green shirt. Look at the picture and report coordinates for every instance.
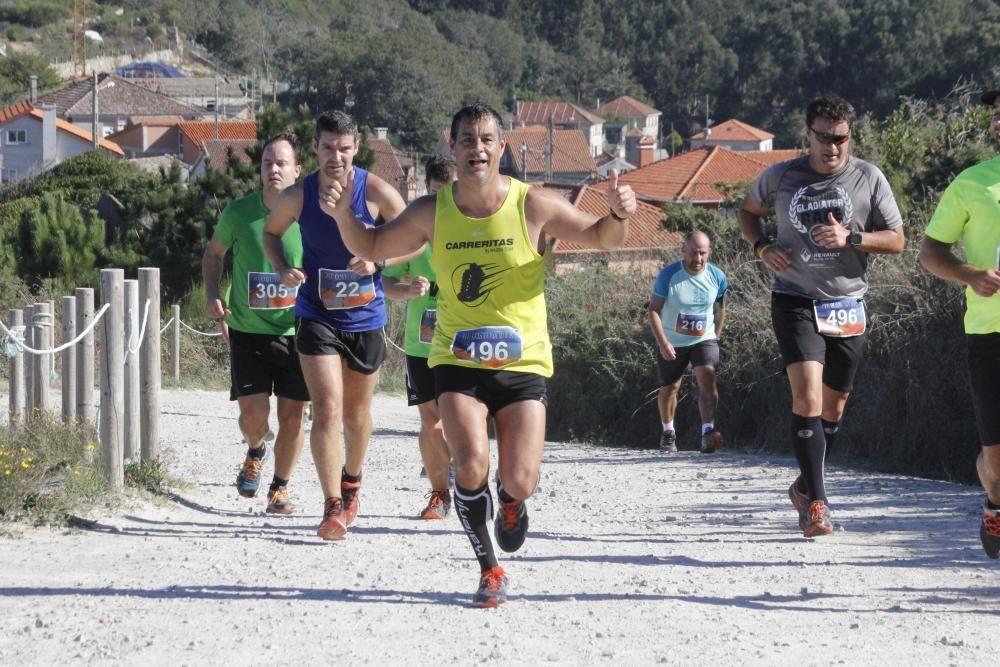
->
[383,155,456,520]
[202,133,309,514]
[920,89,1000,559]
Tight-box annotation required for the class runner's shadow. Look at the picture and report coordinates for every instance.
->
[371,427,418,438]
[168,494,253,517]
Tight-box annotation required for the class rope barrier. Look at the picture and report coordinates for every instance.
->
[160,317,174,334]
[124,299,152,360]
[179,319,223,337]
[0,303,111,357]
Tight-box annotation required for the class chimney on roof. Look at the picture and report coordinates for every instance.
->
[638,140,654,168]
[92,71,101,148]
[29,75,37,103]
[374,127,388,140]
[40,104,57,167]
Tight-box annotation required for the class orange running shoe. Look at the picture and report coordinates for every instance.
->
[472,566,508,608]
[341,478,361,526]
[266,486,294,515]
[419,489,451,520]
[981,502,1000,559]
[317,497,347,541]
[700,427,724,453]
[802,499,833,537]
[235,452,265,498]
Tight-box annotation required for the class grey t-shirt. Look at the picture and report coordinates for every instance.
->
[747,155,903,299]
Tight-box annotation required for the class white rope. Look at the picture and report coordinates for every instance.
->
[124,298,152,359]
[159,317,174,334]
[179,319,223,337]
[0,303,110,356]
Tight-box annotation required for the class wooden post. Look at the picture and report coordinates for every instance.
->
[61,296,76,423]
[24,304,34,411]
[100,269,125,490]
[32,302,52,412]
[171,304,181,382]
[123,279,140,463]
[139,268,161,462]
[7,309,25,424]
[75,288,95,423]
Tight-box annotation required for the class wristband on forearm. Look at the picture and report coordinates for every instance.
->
[753,238,773,259]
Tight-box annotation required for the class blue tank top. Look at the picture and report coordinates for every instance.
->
[295,169,386,331]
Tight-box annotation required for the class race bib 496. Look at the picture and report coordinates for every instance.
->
[451,326,522,369]
[318,269,376,310]
[813,298,866,337]
[248,272,297,310]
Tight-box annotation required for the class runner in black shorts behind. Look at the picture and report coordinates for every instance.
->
[738,95,905,538]
[203,133,309,514]
[919,87,1000,559]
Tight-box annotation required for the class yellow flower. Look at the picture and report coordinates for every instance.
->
[21,461,29,468]
[20,447,27,453]
[87,444,96,450]
[73,470,80,476]
[4,470,10,476]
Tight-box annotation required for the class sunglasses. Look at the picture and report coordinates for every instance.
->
[809,127,851,145]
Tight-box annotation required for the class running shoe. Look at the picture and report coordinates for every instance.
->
[494,494,529,553]
[700,427,724,453]
[802,499,833,537]
[472,566,508,608]
[235,449,266,498]
[341,477,361,526]
[659,430,678,454]
[420,489,452,520]
[266,486,294,515]
[317,497,347,541]
[981,501,1000,559]
[788,477,810,530]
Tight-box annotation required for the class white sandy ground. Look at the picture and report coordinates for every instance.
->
[0,388,997,665]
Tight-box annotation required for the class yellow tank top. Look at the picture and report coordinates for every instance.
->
[428,177,552,376]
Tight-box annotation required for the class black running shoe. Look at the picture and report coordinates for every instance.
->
[659,430,678,454]
[494,494,529,553]
[981,502,1000,559]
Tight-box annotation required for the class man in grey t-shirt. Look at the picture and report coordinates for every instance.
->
[737,95,905,538]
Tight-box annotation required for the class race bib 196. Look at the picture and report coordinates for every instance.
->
[451,326,522,369]
[675,312,708,337]
[248,272,297,310]
[419,309,437,344]
[813,298,866,337]
[318,269,376,310]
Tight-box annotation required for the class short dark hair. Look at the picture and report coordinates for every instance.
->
[450,102,504,142]
[262,131,300,164]
[315,110,359,140]
[424,154,456,185]
[806,95,856,128]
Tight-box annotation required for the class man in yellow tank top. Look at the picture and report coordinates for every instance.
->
[321,103,636,608]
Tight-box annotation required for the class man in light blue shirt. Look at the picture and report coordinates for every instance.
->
[648,230,728,453]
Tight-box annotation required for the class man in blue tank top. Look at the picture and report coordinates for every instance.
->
[263,111,408,541]
[648,231,728,454]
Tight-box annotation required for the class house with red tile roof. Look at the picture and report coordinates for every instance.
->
[189,139,256,179]
[549,184,682,276]
[499,126,596,185]
[368,128,418,202]
[690,119,774,151]
[598,95,661,140]
[513,100,604,157]
[0,101,123,183]
[177,120,257,164]
[601,145,803,207]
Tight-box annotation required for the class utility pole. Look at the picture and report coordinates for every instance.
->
[91,71,99,149]
[214,74,220,141]
[545,114,553,183]
[520,143,528,181]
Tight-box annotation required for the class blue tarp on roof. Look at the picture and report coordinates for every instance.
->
[114,62,185,78]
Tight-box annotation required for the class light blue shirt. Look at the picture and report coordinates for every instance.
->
[652,261,728,347]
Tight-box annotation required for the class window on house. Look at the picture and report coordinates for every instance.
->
[1,168,19,182]
[6,129,27,145]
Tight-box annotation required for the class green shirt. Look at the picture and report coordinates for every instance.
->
[383,245,437,358]
[925,156,1000,334]
[214,191,303,336]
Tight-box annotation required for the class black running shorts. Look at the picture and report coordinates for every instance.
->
[656,339,720,386]
[228,328,309,402]
[967,332,1000,447]
[433,364,547,415]
[771,292,866,393]
[295,318,386,375]
[405,354,436,406]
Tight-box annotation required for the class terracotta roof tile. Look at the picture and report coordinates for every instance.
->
[514,100,603,127]
[691,119,774,141]
[178,121,257,151]
[554,185,681,253]
[503,126,595,175]
[1,102,124,156]
[368,136,415,185]
[597,95,660,119]
[203,139,255,171]
[0,99,33,124]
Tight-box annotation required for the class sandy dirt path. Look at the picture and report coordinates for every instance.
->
[0,389,997,665]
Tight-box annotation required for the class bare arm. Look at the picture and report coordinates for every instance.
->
[811,212,905,254]
[202,234,230,320]
[737,196,791,272]
[383,275,430,301]
[533,170,636,249]
[647,295,676,361]
[714,302,726,338]
[920,236,1000,298]
[262,184,306,287]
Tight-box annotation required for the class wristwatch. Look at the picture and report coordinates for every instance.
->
[847,231,863,248]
